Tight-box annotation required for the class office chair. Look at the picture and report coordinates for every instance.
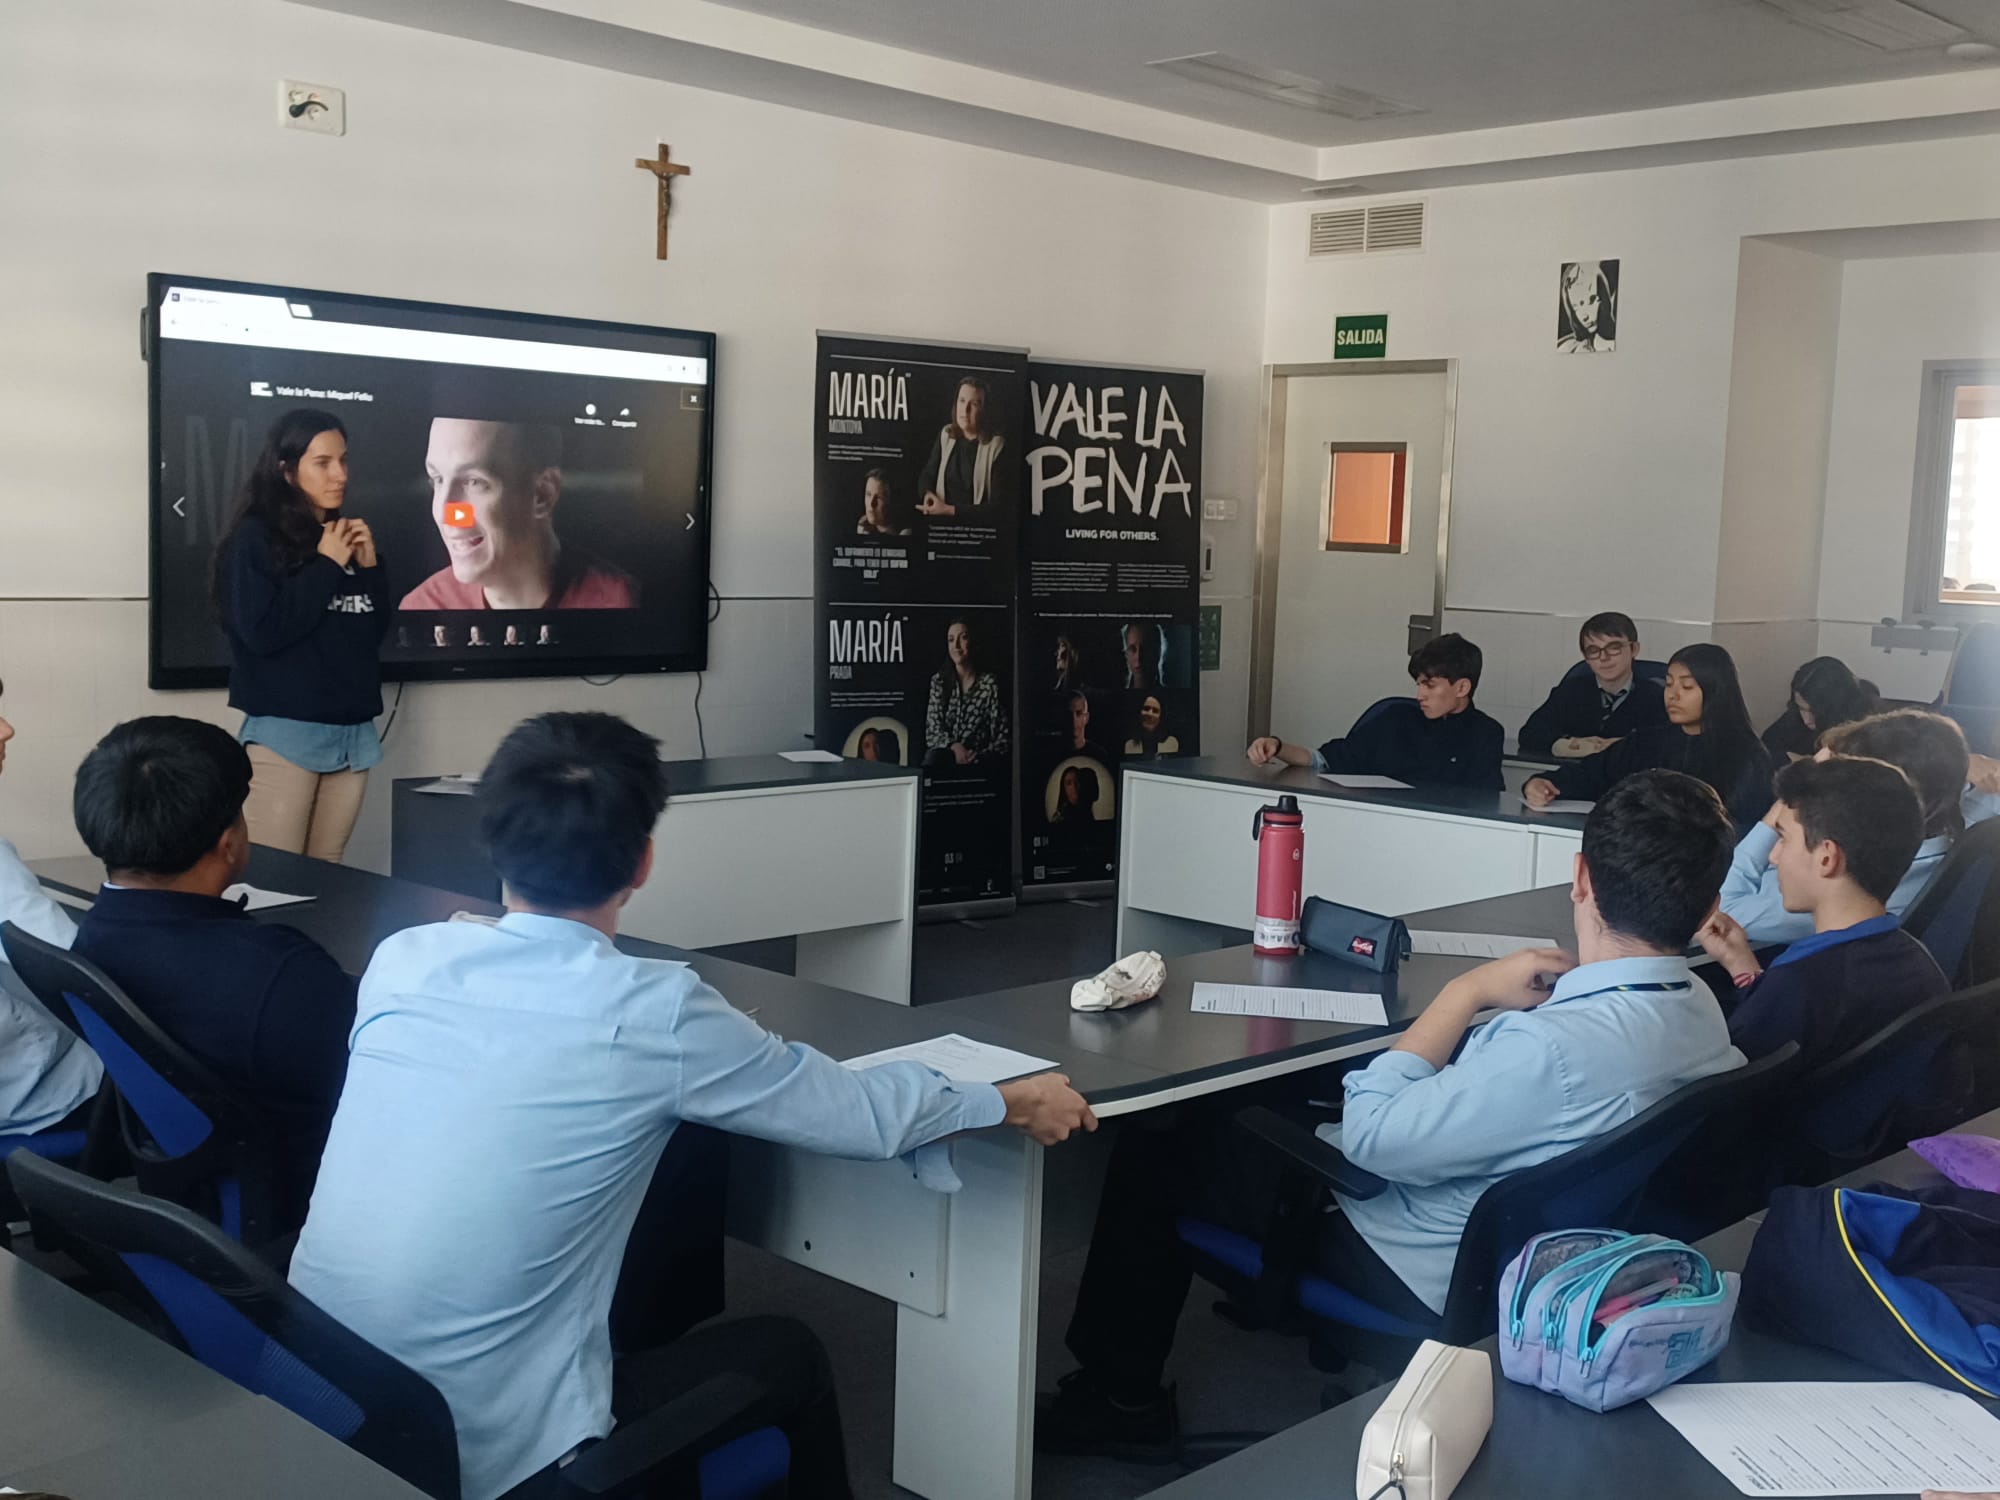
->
[1902,819,2000,987]
[1789,980,2000,1179]
[5,1151,793,1500]
[1176,1045,1800,1375]
[1,922,280,1246]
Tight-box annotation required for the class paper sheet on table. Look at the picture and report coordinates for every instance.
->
[1523,794,1595,814]
[223,883,314,911]
[779,749,845,763]
[1407,931,1557,960]
[843,1034,1057,1085]
[1318,773,1412,790]
[415,776,478,795]
[1191,982,1388,1026]
[1647,1381,2000,1496]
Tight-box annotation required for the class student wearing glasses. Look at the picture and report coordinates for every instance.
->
[1517,612,1667,759]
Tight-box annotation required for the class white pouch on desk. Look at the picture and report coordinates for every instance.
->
[1355,1341,1491,1500]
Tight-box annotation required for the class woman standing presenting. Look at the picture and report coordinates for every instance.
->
[214,409,390,862]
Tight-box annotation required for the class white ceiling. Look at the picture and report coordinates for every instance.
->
[703,0,2000,144]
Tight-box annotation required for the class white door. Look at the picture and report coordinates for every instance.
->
[1269,370,1449,746]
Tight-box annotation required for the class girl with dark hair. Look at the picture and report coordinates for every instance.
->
[213,409,391,862]
[923,619,1008,767]
[1761,656,1880,762]
[1526,643,1773,829]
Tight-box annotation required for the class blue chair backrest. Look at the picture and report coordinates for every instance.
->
[0,922,271,1243]
[4,1149,460,1500]
[700,1428,791,1500]
[123,1250,366,1441]
[1904,819,2000,988]
[1353,697,1416,734]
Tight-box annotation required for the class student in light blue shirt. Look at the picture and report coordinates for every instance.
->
[1041,770,1743,1459]
[290,712,1096,1500]
[1721,708,1988,945]
[0,681,103,1139]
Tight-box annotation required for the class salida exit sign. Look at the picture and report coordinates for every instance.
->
[1334,314,1388,359]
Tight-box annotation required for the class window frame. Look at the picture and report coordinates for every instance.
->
[1320,440,1411,555]
[1903,359,2000,623]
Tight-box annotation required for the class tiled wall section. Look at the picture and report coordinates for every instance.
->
[0,597,813,874]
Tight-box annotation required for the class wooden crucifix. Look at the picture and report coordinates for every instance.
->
[633,144,692,260]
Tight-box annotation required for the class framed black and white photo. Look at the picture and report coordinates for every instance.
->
[1557,259,1618,353]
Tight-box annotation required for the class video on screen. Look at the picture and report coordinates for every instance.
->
[147,274,715,686]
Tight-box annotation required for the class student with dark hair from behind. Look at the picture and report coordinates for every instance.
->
[1526,642,1773,829]
[1699,757,1946,1071]
[1246,633,1505,790]
[1040,770,1744,1457]
[1761,656,1880,763]
[1722,708,1978,944]
[70,716,356,1231]
[1516,611,1668,758]
[289,711,1097,1500]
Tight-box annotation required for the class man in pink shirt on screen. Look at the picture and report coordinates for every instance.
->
[401,417,637,611]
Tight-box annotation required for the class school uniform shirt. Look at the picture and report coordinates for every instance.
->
[1322,954,1743,1313]
[1728,915,1948,1073]
[0,840,102,1136]
[1312,699,1506,791]
[289,913,1006,1500]
[1516,673,1668,758]
[1721,785,2000,945]
[71,887,355,1228]
[220,516,391,727]
[1547,724,1774,830]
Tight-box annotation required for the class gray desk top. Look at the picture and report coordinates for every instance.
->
[1146,1110,2000,1500]
[395,752,916,801]
[0,1252,426,1498]
[31,850,1160,1109]
[1125,755,1592,833]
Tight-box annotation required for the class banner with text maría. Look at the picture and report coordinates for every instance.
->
[814,333,1027,908]
[1020,361,1203,893]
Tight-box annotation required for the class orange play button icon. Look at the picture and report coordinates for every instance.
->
[444,501,475,528]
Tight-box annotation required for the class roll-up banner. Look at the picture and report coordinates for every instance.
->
[813,332,1027,913]
[1019,362,1204,897]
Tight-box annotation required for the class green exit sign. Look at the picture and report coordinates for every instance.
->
[1335,314,1389,360]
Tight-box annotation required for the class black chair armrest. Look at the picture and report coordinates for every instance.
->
[558,1372,771,1499]
[1233,1106,1388,1200]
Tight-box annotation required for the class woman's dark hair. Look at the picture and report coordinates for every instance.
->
[1582,769,1734,949]
[1670,644,1759,758]
[73,717,252,876]
[211,408,346,612]
[1789,656,1879,734]
[478,712,669,909]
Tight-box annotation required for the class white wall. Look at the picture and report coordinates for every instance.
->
[0,0,1267,869]
[1815,248,2000,701]
[1266,135,2000,730]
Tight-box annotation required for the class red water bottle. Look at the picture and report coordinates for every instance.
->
[1251,794,1305,954]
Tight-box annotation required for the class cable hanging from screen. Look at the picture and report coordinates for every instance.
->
[377,681,408,745]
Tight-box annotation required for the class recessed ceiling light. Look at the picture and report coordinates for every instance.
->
[1946,40,2000,59]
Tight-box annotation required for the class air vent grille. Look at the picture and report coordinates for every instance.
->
[1309,209,1365,256]
[1309,201,1425,257]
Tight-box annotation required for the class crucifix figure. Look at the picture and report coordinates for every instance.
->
[633,144,692,260]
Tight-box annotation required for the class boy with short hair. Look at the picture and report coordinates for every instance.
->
[1517,611,1668,758]
[1700,756,1948,1070]
[1246,633,1505,790]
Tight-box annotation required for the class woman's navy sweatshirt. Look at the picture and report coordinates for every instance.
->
[220,518,390,726]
